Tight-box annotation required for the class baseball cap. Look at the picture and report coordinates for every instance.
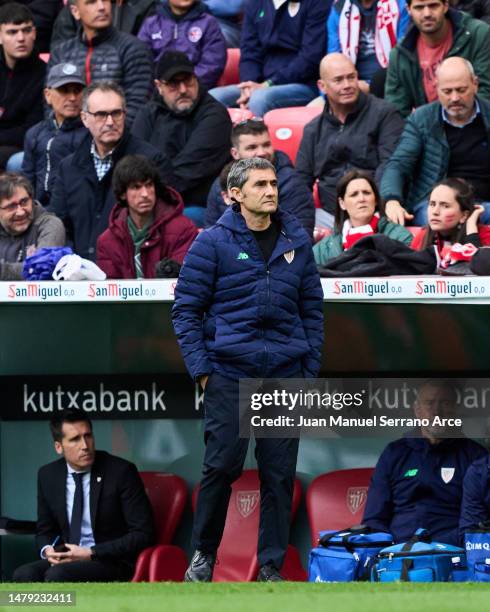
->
[47,63,85,89]
[156,51,195,81]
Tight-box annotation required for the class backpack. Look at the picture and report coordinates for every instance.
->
[371,528,465,582]
[465,525,490,581]
[308,525,394,582]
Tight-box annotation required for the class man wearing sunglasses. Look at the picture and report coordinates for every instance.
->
[132,51,231,228]
[0,173,65,280]
[49,80,167,262]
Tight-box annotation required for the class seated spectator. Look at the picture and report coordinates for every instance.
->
[0,173,65,280]
[49,80,166,261]
[51,0,158,49]
[138,0,226,90]
[411,178,490,253]
[48,0,153,126]
[313,170,412,265]
[0,2,46,170]
[12,409,155,583]
[385,0,490,118]
[205,119,315,237]
[327,0,409,90]
[97,155,197,278]
[450,0,490,24]
[132,51,231,227]
[202,0,244,48]
[22,62,87,208]
[381,58,490,226]
[16,0,62,52]
[208,0,330,117]
[460,454,490,533]
[363,380,487,546]
[295,53,404,229]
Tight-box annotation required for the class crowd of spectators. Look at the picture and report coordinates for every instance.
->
[0,0,490,278]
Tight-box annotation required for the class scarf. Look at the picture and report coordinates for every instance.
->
[342,212,379,250]
[338,0,399,69]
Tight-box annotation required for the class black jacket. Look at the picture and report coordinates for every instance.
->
[131,88,232,206]
[51,0,157,48]
[49,130,167,260]
[22,115,88,207]
[48,26,153,126]
[36,450,155,566]
[205,150,315,238]
[295,92,404,214]
[0,50,46,148]
[16,0,63,52]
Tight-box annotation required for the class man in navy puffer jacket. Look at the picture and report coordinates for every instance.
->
[172,157,324,582]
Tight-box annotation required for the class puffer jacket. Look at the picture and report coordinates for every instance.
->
[48,26,153,125]
[380,96,490,211]
[313,216,413,265]
[138,1,226,89]
[460,454,490,533]
[96,190,198,278]
[172,204,324,381]
[0,202,66,280]
[205,150,315,237]
[385,9,490,117]
[22,115,87,207]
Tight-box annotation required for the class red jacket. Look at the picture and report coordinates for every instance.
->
[96,189,198,279]
[412,226,490,250]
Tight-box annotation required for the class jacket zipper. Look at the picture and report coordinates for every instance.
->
[85,39,94,85]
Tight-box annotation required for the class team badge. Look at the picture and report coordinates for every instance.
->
[288,1,300,17]
[441,467,455,483]
[284,249,295,264]
[62,63,77,75]
[188,27,203,43]
[236,490,260,517]
[346,487,367,514]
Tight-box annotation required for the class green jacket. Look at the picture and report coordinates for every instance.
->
[380,96,490,210]
[313,216,413,265]
[385,9,490,117]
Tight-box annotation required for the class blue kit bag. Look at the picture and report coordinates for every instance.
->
[308,525,394,582]
[465,526,490,581]
[371,529,465,582]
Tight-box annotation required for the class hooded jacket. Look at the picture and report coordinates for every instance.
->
[138,1,226,89]
[0,202,65,280]
[22,115,87,207]
[295,92,404,214]
[172,204,324,382]
[131,88,232,205]
[0,50,46,148]
[49,131,167,261]
[96,190,198,278]
[205,150,315,238]
[48,25,153,125]
[385,9,490,117]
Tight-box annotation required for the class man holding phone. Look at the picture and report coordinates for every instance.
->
[13,409,155,582]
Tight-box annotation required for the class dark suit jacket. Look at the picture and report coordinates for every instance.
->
[36,450,155,566]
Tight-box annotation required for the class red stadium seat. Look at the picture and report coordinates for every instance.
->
[228,108,254,124]
[263,106,323,164]
[313,227,332,244]
[217,48,240,87]
[407,226,422,238]
[306,468,374,547]
[39,53,50,63]
[192,469,307,581]
[132,472,188,582]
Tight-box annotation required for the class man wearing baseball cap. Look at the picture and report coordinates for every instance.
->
[131,50,231,227]
[21,62,87,208]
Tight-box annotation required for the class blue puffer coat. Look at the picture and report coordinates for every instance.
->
[460,454,490,533]
[172,205,324,381]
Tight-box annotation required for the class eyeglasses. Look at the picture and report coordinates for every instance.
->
[84,108,126,122]
[160,74,195,91]
[0,196,31,213]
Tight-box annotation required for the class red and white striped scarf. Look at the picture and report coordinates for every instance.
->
[342,212,380,250]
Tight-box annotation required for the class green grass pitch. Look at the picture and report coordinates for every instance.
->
[2,583,490,612]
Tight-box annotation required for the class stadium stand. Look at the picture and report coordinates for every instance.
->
[263,106,322,164]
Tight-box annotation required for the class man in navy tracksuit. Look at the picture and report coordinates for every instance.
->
[460,454,490,533]
[172,157,324,581]
[363,381,486,546]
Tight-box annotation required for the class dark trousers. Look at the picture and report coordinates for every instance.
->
[192,372,299,569]
[12,559,133,582]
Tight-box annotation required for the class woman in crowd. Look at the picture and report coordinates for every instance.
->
[313,169,412,265]
[411,178,490,253]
